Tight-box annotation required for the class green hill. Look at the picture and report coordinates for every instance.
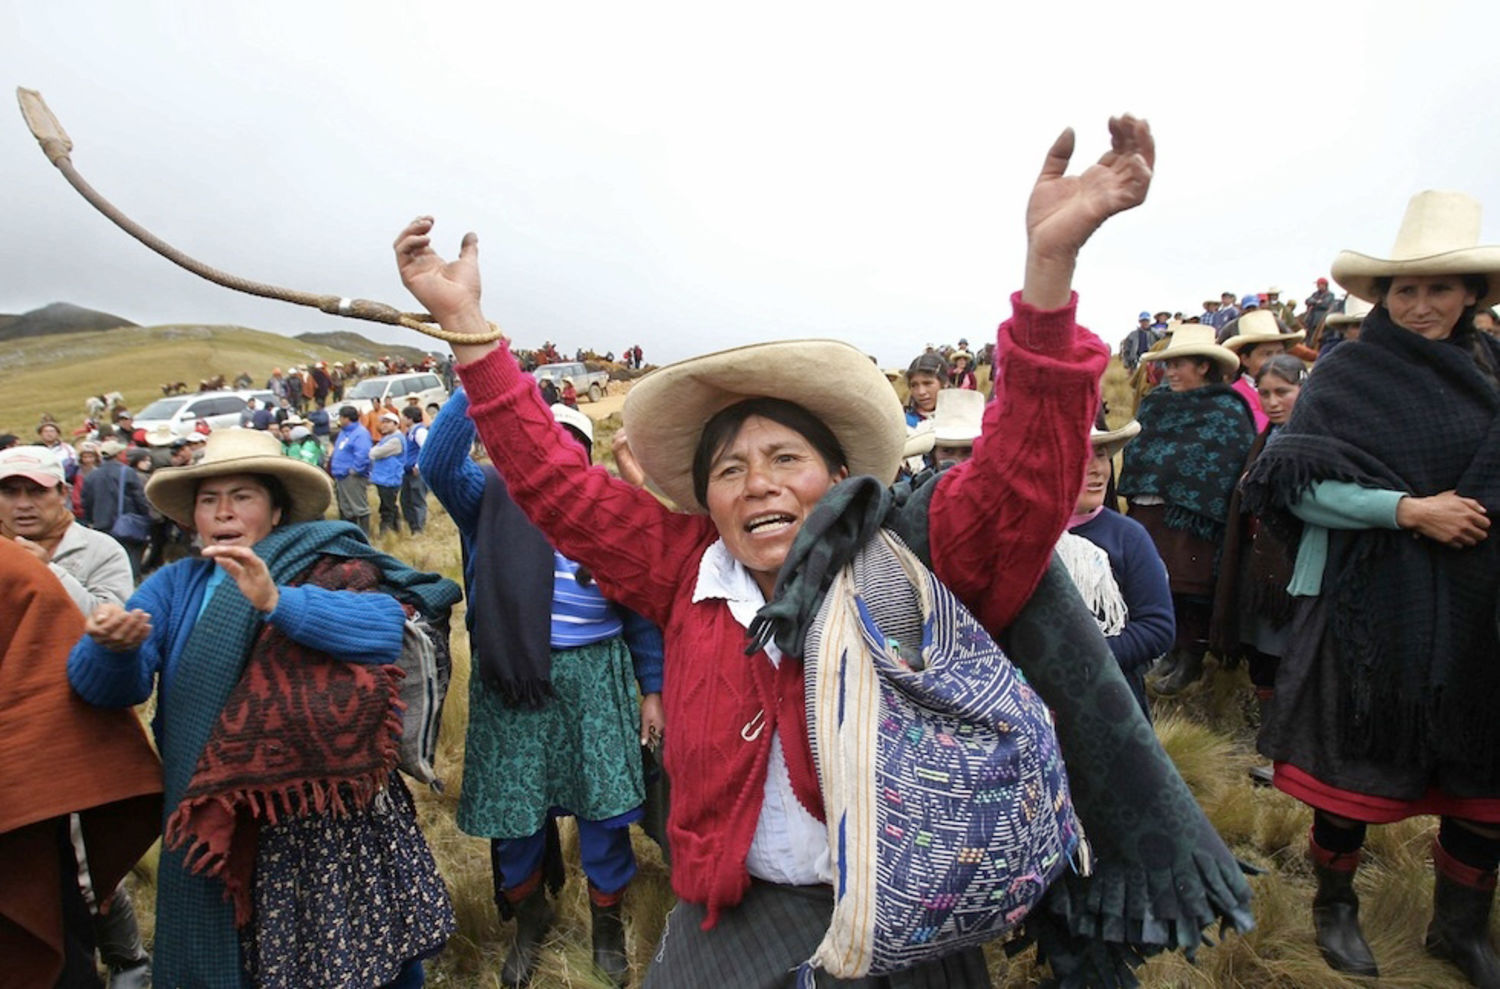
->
[295,330,433,365]
[0,323,371,436]
[0,302,138,341]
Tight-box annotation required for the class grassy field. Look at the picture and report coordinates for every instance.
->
[0,323,370,436]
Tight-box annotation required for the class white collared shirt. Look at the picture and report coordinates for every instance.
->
[692,539,832,886]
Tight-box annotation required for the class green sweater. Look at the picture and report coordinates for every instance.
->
[1287,481,1405,595]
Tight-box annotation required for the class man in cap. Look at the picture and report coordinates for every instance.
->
[1121,312,1157,371]
[1217,291,1240,324]
[113,410,142,447]
[369,411,407,535]
[1302,277,1336,332]
[330,405,373,534]
[80,439,151,580]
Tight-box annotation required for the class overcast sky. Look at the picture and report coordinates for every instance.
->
[6,0,1497,365]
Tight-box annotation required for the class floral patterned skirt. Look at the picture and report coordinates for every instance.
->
[457,636,645,838]
[240,773,454,988]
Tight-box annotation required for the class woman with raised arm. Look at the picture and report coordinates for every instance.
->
[397,117,1251,988]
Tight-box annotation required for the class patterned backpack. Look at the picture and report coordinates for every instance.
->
[800,530,1084,980]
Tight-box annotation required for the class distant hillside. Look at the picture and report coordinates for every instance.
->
[296,330,432,364]
[0,302,138,341]
[0,324,369,435]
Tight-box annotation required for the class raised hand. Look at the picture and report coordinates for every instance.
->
[1023,116,1155,309]
[394,217,496,361]
[86,602,153,652]
[200,544,280,613]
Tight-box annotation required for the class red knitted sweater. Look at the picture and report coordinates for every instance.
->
[457,291,1106,927]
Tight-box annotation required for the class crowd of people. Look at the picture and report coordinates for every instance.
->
[4,116,1499,989]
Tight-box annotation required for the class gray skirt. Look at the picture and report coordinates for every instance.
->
[644,880,992,989]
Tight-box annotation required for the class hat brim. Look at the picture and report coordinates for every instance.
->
[1223,329,1306,352]
[1141,343,1241,377]
[146,454,333,528]
[1332,246,1500,309]
[623,340,905,512]
[1090,420,1141,459]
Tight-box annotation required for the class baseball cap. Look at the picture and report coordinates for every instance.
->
[0,445,67,487]
[380,412,401,424]
[1241,294,1260,309]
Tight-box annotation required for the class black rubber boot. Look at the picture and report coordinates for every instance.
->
[1426,844,1500,988]
[1310,849,1379,977]
[500,885,554,988]
[94,884,151,989]
[591,901,629,987]
[1152,649,1205,696]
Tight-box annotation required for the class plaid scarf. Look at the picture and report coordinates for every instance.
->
[1117,384,1256,543]
[1242,307,1500,770]
[152,520,461,989]
[163,556,406,927]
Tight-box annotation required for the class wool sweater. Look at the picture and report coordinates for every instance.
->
[456,291,1106,925]
[1069,508,1175,673]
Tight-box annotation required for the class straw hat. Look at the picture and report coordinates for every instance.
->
[1222,309,1306,352]
[1140,323,1240,376]
[550,403,594,444]
[146,427,332,528]
[932,389,985,445]
[1324,296,1374,328]
[143,425,177,447]
[1331,191,1500,308]
[1090,420,1141,458]
[903,418,936,459]
[623,340,905,511]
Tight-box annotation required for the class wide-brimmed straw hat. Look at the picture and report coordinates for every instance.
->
[1090,420,1141,458]
[1222,309,1306,352]
[146,427,332,528]
[1140,323,1240,376]
[1332,190,1500,309]
[932,389,985,445]
[1324,295,1374,328]
[623,340,905,511]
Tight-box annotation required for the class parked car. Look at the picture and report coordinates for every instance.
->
[532,362,609,403]
[133,391,257,436]
[340,372,449,412]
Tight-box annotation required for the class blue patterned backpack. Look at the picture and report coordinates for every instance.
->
[800,530,1084,979]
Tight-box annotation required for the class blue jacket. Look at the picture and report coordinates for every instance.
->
[329,419,371,478]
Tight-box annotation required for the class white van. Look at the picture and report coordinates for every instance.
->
[340,372,448,413]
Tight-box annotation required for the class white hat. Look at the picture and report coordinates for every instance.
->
[1090,420,1141,458]
[0,446,66,487]
[1331,190,1500,309]
[623,340,904,511]
[932,389,985,445]
[144,425,177,447]
[146,428,332,528]
[379,411,401,424]
[1324,296,1374,328]
[550,403,594,444]
[99,439,127,458]
[1222,309,1306,352]
[1140,323,1241,377]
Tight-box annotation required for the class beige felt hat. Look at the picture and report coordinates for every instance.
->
[146,427,332,528]
[1090,420,1141,459]
[1324,295,1374,328]
[1222,308,1306,352]
[1331,191,1500,308]
[1140,323,1241,376]
[932,388,985,445]
[144,425,178,447]
[623,340,905,511]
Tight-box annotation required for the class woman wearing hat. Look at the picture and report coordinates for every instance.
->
[1118,324,1256,695]
[1242,191,1500,984]
[395,116,1252,986]
[946,349,978,390]
[1221,309,1306,432]
[1064,417,1173,717]
[68,428,461,988]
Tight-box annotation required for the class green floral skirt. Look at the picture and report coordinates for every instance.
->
[457,636,645,837]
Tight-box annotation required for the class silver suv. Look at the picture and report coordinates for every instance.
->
[340,372,448,413]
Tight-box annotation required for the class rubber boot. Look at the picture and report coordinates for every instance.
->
[500,883,553,988]
[1425,843,1500,988]
[1309,844,1379,977]
[590,900,629,987]
[1145,649,1180,683]
[1152,649,1205,696]
[94,884,151,989]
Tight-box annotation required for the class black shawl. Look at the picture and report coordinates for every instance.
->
[1242,306,1500,770]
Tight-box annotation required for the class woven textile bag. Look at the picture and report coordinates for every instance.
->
[801,531,1083,980]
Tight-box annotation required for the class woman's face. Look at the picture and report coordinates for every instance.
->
[193,473,282,549]
[1074,447,1112,514]
[907,372,942,415]
[1383,275,1477,340]
[1164,357,1209,391]
[704,415,847,597]
[1241,341,1284,378]
[1257,374,1302,425]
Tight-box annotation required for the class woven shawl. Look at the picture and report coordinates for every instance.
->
[1117,384,1256,543]
[752,476,1253,988]
[1241,307,1500,770]
[152,520,461,989]
[1209,427,1297,661]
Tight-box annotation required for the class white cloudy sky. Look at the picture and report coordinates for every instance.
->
[5,0,1496,365]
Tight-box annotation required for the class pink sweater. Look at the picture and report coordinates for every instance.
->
[456,291,1106,925]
